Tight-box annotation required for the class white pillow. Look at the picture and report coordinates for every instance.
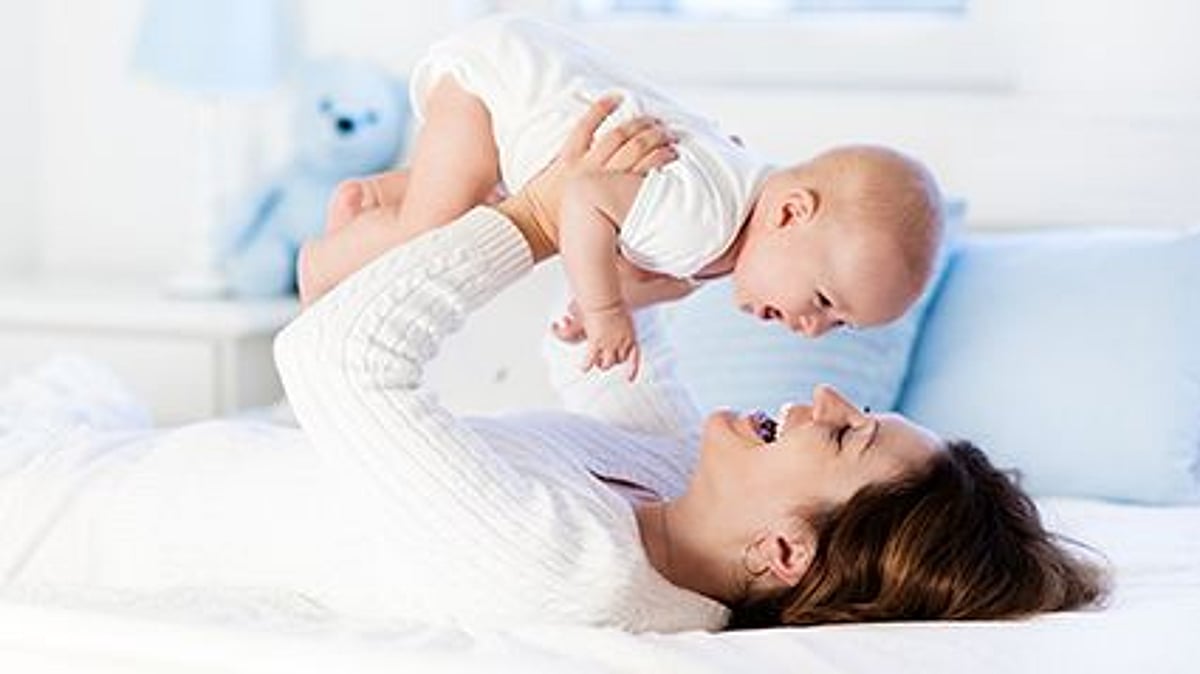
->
[899,229,1200,504]
[666,201,964,415]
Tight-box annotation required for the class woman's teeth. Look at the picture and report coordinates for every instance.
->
[750,410,778,443]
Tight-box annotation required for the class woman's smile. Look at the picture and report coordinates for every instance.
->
[748,410,778,443]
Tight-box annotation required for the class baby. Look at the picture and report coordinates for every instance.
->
[300,15,944,379]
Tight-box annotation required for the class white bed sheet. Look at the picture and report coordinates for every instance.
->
[1,497,1196,674]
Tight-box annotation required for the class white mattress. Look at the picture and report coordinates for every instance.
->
[1,497,1196,674]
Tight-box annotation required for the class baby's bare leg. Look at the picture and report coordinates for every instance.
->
[299,76,501,305]
[391,76,502,236]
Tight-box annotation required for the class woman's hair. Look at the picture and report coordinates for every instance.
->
[729,440,1109,629]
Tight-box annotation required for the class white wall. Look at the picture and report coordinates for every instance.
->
[9,0,1200,281]
[683,0,1200,230]
[0,2,40,277]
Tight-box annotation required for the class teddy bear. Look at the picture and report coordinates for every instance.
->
[219,59,408,297]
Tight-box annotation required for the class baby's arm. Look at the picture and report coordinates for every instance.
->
[558,172,644,379]
[551,265,696,347]
[616,259,697,309]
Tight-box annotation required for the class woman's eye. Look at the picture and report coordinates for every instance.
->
[815,292,833,309]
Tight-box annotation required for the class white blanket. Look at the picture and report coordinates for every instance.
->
[1,497,1196,674]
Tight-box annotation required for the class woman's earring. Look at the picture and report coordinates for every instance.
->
[740,543,771,601]
[741,543,770,578]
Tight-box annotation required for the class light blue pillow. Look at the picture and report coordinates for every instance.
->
[899,229,1200,504]
[666,201,964,415]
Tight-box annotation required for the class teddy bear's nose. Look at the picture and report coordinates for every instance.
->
[336,117,356,135]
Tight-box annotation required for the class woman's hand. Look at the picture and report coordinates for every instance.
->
[499,97,677,261]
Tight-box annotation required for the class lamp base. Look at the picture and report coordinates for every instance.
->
[165,266,231,300]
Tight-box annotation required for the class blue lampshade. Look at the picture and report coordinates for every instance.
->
[133,0,298,95]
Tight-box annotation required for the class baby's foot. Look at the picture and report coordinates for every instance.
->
[299,208,400,308]
[296,240,325,307]
[326,178,386,233]
[326,180,367,234]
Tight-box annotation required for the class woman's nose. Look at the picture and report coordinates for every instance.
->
[811,384,863,422]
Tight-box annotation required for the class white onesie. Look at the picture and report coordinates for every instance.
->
[410,14,771,278]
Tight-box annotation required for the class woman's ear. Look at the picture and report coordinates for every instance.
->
[749,521,817,588]
[778,187,819,228]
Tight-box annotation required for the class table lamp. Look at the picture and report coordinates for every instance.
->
[133,0,298,298]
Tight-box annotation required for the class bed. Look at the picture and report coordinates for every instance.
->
[0,497,1196,673]
[2,223,1198,672]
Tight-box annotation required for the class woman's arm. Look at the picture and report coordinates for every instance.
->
[275,101,677,591]
[275,206,540,532]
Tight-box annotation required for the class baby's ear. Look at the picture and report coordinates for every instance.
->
[780,187,819,228]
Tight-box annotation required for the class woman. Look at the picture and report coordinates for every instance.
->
[0,102,1104,632]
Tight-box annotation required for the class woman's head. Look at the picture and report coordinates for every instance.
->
[673,384,1106,628]
[681,384,942,594]
[725,439,1108,628]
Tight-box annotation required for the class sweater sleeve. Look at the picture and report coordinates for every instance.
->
[542,304,704,443]
[274,208,622,605]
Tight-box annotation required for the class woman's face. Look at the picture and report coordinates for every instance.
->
[692,385,942,524]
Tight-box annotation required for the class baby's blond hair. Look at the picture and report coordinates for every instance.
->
[804,145,944,291]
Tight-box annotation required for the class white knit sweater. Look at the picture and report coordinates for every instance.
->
[275,206,729,631]
[0,207,728,632]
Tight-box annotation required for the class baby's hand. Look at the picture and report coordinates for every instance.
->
[551,300,588,344]
[580,304,640,381]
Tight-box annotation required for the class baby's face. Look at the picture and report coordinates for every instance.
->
[732,213,925,338]
[733,147,941,338]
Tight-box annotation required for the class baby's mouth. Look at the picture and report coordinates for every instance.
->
[749,410,778,443]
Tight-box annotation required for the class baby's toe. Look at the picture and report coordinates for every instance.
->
[326,181,365,234]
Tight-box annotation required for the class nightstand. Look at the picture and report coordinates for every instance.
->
[0,280,298,424]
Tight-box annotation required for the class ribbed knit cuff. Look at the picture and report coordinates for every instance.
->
[447,206,535,307]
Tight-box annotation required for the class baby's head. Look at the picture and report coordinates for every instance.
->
[733,144,944,337]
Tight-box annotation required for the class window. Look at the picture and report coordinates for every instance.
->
[551,0,1010,89]
[574,1,967,19]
